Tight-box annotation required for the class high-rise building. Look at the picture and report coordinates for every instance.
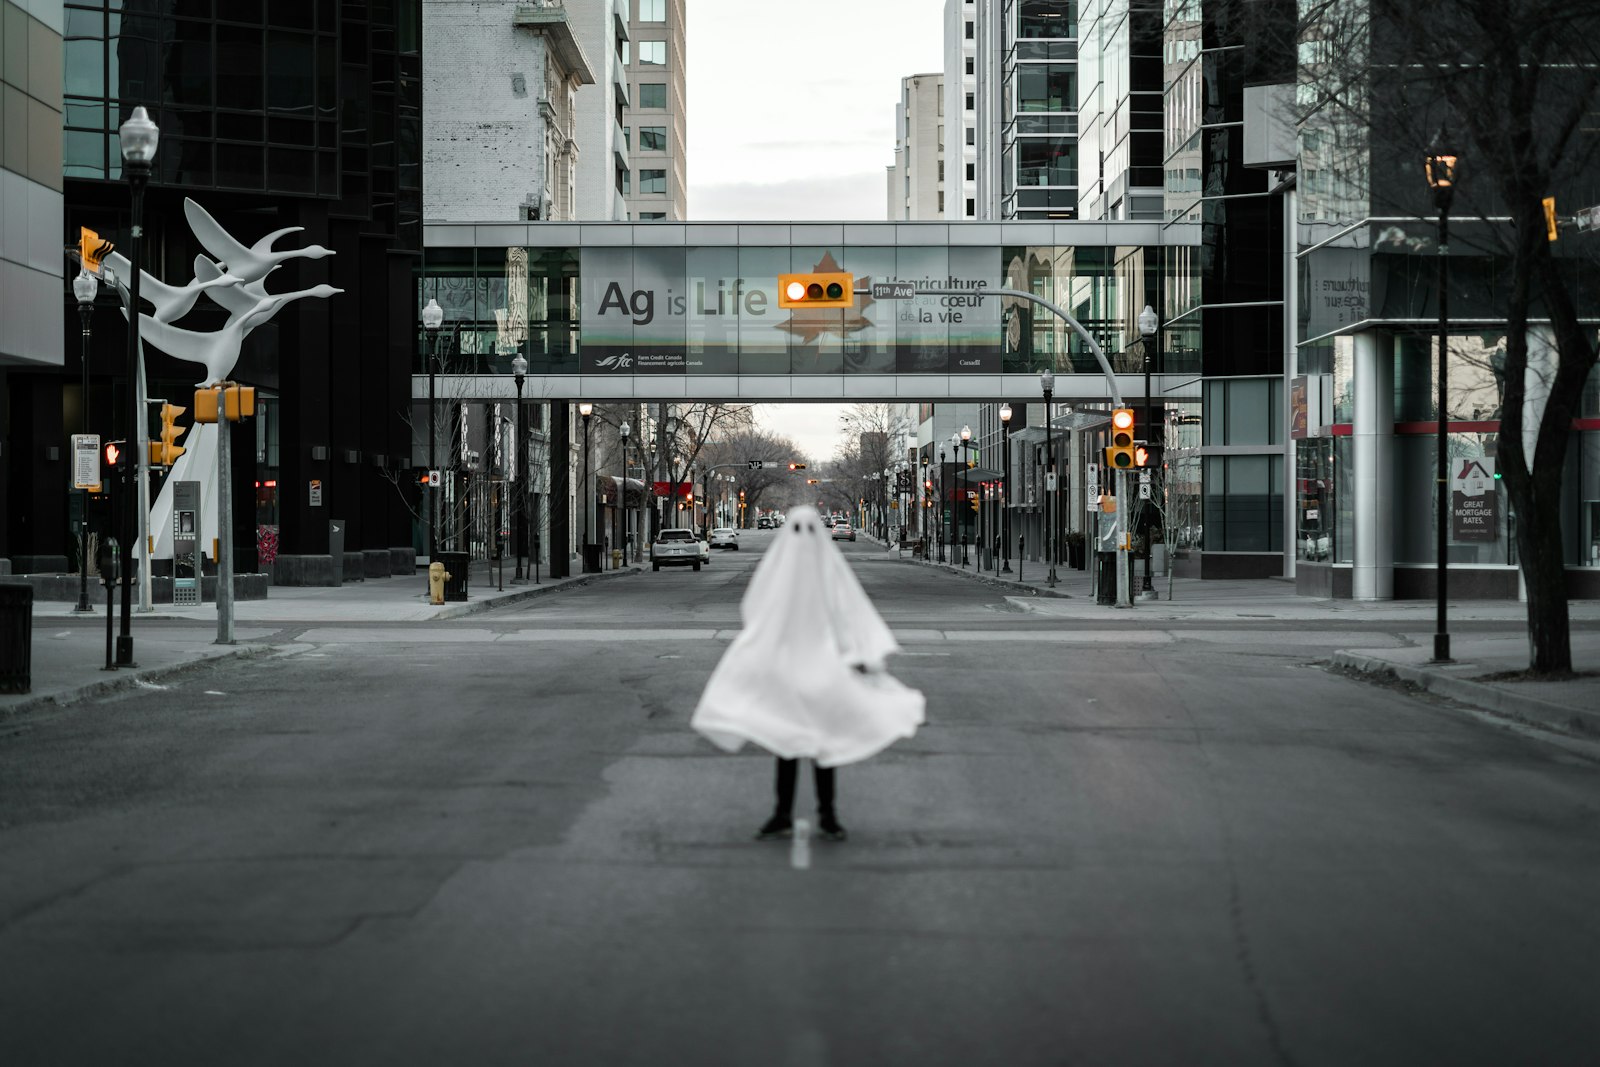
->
[1,0,62,370]
[4,0,423,579]
[1077,0,1162,221]
[886,73,944,220]
[624,0,685,221]
[944,0,990,219]
[573,0,632,220]
[423,0,595,221]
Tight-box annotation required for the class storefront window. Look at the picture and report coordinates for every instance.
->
[1296,438,1333,561]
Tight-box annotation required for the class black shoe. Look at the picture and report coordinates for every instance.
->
[756,814,793,840]
[817,813,848,841]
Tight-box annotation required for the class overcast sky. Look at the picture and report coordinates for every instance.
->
[685,0,945,457]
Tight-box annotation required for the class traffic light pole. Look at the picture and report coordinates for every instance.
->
[216,384,235,644]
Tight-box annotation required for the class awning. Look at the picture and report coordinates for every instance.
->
[1007,410,1113,446]
[954,465,1005,483]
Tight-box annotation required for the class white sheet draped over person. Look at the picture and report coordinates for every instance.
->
[691,507,925,840]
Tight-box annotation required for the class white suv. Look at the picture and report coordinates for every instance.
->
[651,529,702,571]
[709,527,739,550]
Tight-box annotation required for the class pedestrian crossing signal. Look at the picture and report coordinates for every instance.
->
[777,272,853,309]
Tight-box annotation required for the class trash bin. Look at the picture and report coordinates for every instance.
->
[582,543,603,574]
[437,551,470,602]
[0,582,35,694]
[1095,551,1117,605]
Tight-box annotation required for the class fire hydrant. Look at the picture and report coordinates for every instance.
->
[429,560,449,605]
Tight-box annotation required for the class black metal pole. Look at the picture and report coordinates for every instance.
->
[428,338,438,559]
[118,161,148,668]
[582,413,592,572]
[76,300,94,614]
[514,374,525,581]
[1143,338,1155,594]
[937,448,946,562]
[1001,422,1011,573]
[1434,204,1452,662]
[1044,384,1056,587]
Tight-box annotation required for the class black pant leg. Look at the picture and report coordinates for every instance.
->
[774,758,798,816]
[813,763,836,816]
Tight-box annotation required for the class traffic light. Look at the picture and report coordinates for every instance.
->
[78,227,114,273]
[788,462,807,470]
[777,272,853,309]
[153,402,187,466]
[1543,196,1559,242]
[194,383,257,423]
[806,478,820,485]
[1105,407,1138,469]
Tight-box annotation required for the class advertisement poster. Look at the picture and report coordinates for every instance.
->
[1450,457,1498,542]
[578,246,1001,375]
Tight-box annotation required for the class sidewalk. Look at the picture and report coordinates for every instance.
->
[882,536,1600,741]
[2,560,637,718]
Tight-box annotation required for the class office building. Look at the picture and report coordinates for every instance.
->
[886,73,944,221]
[624,0,685,221]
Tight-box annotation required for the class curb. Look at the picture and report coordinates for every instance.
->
[895,553,1074,599]
[429,565,640,620]
[0,643,276,719]
[1329,651,1600,737]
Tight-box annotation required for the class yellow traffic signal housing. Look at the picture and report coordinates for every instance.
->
[79,227,114,273]
[194,384,257,423]
[156,402,187,465]
[777,272,853,309]
[1106,407,1138,469]
[788,462,807,470]
[1543,196,1559,241]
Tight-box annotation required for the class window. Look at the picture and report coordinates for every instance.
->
[638,125,667,151]
[1016,64,1075,112]
[1019,0,1074,38]
[637,40,665,65]
[966,162,975,180]
[620,40,629,65]
[965,20,974,38]
[966,92,975,111]
[966,198,975,216]
[638,0,665,20]
[939,191,945,212]
[965,57,974,75]
[938,160,944,181]
[620,169,630,195]
[640,211,667,220]
[640,168,666,194]
[638,83,667,108]
[966,127,975,145]
[938,124,944,149]
[623,126,630,149]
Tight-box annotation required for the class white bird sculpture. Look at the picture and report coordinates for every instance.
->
[184,198,332,281]
[102,250,241,323]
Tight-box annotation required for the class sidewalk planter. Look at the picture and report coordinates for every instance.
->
[1066,534,1087,570]
[0,582,33,694]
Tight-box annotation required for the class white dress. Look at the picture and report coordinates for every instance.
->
[691,506,926,768]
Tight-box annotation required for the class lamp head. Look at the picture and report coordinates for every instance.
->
[73,269,99,305]
[1138,304,1158,338]
[1040,368,1055,394]
[999,402,1012,424]
[619,420,630,440]
[421,298,443,330]
[511,353,527,377]
[118,107,160,164]
[1424,131,1459,210]
[960,424,971,442]
[578,401,593,419]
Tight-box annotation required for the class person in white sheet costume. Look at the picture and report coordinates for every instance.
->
[691,506,926,840]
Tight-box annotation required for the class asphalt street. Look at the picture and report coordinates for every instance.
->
[3,529,1598,1065]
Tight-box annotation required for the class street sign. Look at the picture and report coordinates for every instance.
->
[309,479,323,507]
[428,469,441,487]
[747,459,762,470]
[72,434,102,491]
[870,281,916,299]
[1139,471,1152,500]
[1575,205,1600,233]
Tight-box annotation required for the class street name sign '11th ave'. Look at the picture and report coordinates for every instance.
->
[870,282,917,299]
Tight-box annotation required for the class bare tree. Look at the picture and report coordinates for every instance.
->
[697,427,809,526]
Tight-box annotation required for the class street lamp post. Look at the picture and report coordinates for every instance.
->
[74,269,98,615]
[1042,369,1057,588]
[511,354,527,581]
[619,420,631,566]
[578,401,594,572]
[422,298,443,559]
[959,425,972,567]
[1138,304,1159,597]
[937,445,947,562]
[999,403,1012,573]
[919,453,930,552]
[115,106,158,667]
[1425,133,1459,663]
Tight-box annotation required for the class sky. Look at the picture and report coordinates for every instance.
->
[685,0,946,457]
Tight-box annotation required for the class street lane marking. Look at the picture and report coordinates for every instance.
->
[792,818,811,870]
